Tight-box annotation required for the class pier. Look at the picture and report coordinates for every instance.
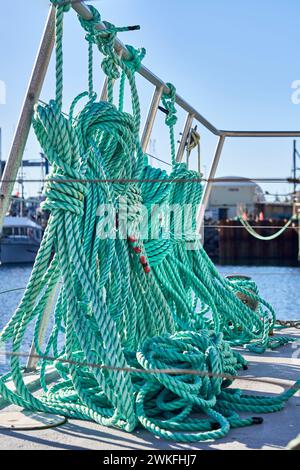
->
[0,328,299,450]
[205,220,299,266]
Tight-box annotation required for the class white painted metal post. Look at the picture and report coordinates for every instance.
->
[0,6,56,232]
[26,282,61,371]
[176,113,194,163]
[197,135,226,232]
[141,86,164,153]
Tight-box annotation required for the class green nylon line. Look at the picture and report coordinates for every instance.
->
[0,2,299,443]
[55,4,64,110]
[88,41,94,98]
[239,215,294,241]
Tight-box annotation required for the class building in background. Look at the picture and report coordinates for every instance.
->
[205,176,265,221]
[204,176,297,265]
[256,201,293,220]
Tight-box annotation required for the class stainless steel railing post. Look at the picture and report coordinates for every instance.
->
[197,135,226,231]
[141,86,164,153]
[26,282,61,371]
[0,6,56,232]
[176,113,194,163]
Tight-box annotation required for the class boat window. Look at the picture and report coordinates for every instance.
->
[2,227,12,236]
[2,225,41,238]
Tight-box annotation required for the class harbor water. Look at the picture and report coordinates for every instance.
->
[0,264,299,374]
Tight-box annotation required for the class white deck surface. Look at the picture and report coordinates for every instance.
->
[0,329,299,450]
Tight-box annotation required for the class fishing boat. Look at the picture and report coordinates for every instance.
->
[0,216,42,264]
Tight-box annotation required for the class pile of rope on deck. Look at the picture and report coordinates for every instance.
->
[0,2,299,442]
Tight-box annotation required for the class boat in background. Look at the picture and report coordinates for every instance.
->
[0,216,42,264]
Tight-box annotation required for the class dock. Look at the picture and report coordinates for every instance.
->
[204,220,299,266]
[0,328,299,451]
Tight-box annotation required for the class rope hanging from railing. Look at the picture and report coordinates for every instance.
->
[0,2,299,443]
[238,214,295,241]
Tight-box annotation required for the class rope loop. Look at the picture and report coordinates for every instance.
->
[238,214,295,241]
[95,21,120,81]
[77,5,102,34]
[135,330,246,441]
[161,82,177,165]
[77,5,103,98]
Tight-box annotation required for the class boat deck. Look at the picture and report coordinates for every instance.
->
[0,328,299,450]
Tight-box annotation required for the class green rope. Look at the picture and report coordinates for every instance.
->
[0,3,299,443]
[161,82,177,166]
[53,1,70,109]
[239,215,294,241]
[88,40,94,98]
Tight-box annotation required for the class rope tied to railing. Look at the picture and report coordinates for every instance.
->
[161,82,177,166]
[238,213,295,241]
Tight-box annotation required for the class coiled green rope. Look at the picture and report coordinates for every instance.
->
[0,3,299,442]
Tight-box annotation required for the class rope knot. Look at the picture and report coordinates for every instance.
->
[122,45,146,72]
[41,169,87,217]
[93,21,120,80]
[162,82,177,127]
[98,21,118,48]
[101,56,120,80]
[79,9,118,77]
[77,5,102,34]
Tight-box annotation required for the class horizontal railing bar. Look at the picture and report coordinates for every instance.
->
[72,3,300,139]
[220,130,300,138]
[139,66,221,136]
[71,1,221,136]
[174,92,220,136]
[141,86,164,152]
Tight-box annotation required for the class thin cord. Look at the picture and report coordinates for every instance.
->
[1,177,298,184]
[0,350,299,391]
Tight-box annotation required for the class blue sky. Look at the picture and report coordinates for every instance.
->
[0,0,299,197]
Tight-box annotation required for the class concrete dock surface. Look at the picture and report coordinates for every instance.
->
[0,328,299,450]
